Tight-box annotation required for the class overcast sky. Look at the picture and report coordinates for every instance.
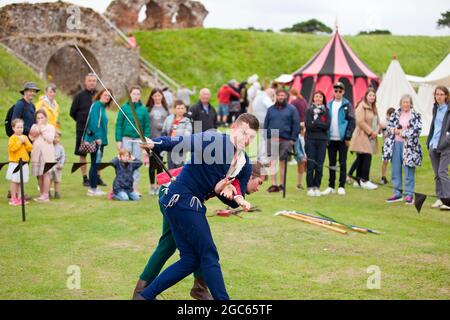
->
[1,0,449,35]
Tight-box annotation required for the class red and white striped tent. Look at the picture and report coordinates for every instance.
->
[292,30,380,106]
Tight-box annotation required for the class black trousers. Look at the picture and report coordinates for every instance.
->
[356,153,372,181]
[327,140,348,188]
[149,151,163,185]
[348,156,359,177]
[305,139,327,188]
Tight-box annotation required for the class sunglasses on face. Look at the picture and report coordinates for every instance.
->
[334,89,343,93]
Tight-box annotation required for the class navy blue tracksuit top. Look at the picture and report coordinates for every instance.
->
[153,131,252,203]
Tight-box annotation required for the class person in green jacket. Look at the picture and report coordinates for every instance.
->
[84,88,112,196]
[115,85,151,195]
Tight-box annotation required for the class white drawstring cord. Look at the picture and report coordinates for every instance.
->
[166,194,180,208]
[190,196,203,211]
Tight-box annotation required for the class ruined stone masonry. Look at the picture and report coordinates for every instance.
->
[105,0,208,32]
[0,2,140,98]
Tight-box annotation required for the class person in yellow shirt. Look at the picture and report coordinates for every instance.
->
[6,119,33,206]
[35,84,60,129]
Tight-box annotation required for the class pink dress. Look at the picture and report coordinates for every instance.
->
[29,124,56,176]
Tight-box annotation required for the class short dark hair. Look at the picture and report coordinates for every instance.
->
[173,100,186,108]
[235,113,259,131]
[129,85,141,93]
[386,107,396,116]
[276,88,287,95]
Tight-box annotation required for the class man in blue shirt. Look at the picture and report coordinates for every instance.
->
[264,89,300,193]
[427,86,450,210]
[138,113,259,300]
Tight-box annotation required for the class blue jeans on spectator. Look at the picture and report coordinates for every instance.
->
[217,104,230,117]
[305,139,327,188]
[89,146,104,189]
[294,136,306,162]
[113,190,141,201]
[391,141,415,197]
[122,137,142,188]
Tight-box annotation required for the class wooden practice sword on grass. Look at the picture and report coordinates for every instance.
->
[275,211,348,235]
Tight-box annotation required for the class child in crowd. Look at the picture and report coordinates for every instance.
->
[380,107,396,184]
[162,100,193,169]
[50,130,65,199]
[6,119,33,206]
[110,148,143,201]
[29,109,55,203]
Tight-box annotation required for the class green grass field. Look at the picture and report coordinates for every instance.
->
[0,33,449,300]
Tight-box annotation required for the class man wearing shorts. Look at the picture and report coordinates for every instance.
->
[217,81,240,127]
[264,89,300,193]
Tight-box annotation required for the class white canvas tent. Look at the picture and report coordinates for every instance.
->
[406,53,450,87]
[377,58,431,135]
[405,53,450,135]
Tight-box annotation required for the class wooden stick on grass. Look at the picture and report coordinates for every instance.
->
[275,212,348,235]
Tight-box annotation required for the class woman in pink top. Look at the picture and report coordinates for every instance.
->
[383,95,423,205]
[29,109,56,202]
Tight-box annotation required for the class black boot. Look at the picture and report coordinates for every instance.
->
[97,175,107,187]
[83,176,90,187]
[132,279,149,300]
[190,278,213,300]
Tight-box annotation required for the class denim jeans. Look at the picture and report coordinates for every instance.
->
[122,137,142,188]
[89,146,104,189]
[391,141,415,197]
[113,190,141,201]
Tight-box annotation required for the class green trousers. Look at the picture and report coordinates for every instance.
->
[139,186,203,283]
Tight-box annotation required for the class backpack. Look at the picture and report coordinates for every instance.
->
[4,104,15,137]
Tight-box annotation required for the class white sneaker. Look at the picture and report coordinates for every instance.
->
[307,188,315,197]
[431,199,443,209]
[87,188,106,196]
[353,181,361,188]
[440,205,450,211]
[337,187,346,196]
[360,180,378,190]
[149,187,157,196]
[321,187,336,196]
[314,188,322,197]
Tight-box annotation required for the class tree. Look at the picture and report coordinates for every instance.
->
[437,10,450,28]
[358,29,392,35]
[281,19,332,34]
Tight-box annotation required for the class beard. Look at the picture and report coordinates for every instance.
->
[276,98,286,106]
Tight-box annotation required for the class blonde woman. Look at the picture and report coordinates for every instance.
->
[349,88,379,190]
[35,84,60,129]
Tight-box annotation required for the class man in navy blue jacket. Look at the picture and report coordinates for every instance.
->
[139,113,259,300]
[12,82,40,137]
[264,89,300,193]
